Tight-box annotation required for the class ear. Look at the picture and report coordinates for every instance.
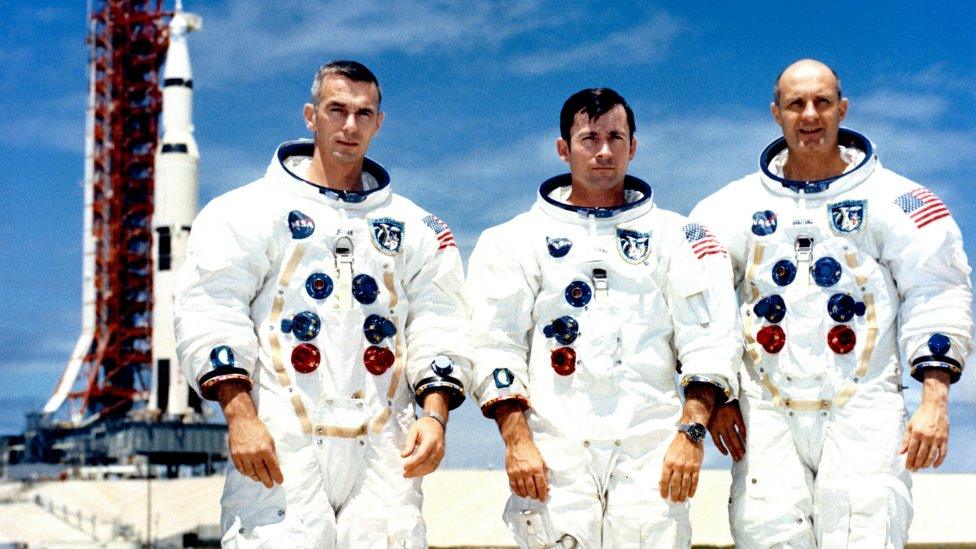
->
[837,97,848,122]
[376,110,385,132]
[770,102,782,125]
[628,135,637,160]
[556,138,570,162]
[303,103,315,132]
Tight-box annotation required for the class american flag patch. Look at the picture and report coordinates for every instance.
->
[894,187,950,229]
[683,223,726,259]
[422,215,457,250]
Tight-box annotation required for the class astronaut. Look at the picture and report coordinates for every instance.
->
[468,88,740,548]
[691,59,973,548]
[175,61,473,547]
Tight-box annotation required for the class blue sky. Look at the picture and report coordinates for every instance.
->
[1,1,974,471]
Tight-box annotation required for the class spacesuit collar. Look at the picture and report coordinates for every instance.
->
[537,173,654,223]
[759,128,876,197]
[272,140,392,207]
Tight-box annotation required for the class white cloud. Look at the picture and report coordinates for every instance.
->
[510,12,687,75]
[856,90,949,125]
[191,0,562,87]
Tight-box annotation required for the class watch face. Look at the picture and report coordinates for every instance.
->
[683,423,706,443]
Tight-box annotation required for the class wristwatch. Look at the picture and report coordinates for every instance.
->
[678,422,707,444]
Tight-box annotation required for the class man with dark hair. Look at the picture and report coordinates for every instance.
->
[692,58,973,547]
[468,87,740,547]
[175,60,473,546]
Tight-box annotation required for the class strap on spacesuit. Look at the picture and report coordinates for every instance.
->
[268,245,306,388]
[367,272,406,434]
[743,251,879,411]
[265,245,315,433]
[833,293,877,407]
[745,244,765,302]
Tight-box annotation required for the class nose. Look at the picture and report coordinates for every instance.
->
[596,141,613,160]
[343,113,359,133]
[801,100,818,121]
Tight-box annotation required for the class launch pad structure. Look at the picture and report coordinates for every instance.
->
[5,0,226,477]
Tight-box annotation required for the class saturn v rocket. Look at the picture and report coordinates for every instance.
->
[42,1,203,425]
[150,1,202,417]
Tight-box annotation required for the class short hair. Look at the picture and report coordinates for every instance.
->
[772,62,842,106]
[310,60,382,106]
[559,88,636,145]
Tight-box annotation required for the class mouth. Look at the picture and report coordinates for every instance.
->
[335,139,359,148]
[798,128,823,138]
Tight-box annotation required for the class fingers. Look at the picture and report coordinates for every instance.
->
[899,425,912,454]
[515,476,528,498]
[725,426,746,462]
[934,437,949,468]
[402,428,444,478]
[533,472,549,502]
[253,457,274,488]
[903,430,921,470]
[711,430,729,456]
[401,425,420,459]
[658,468,670,499]
[524,475,541,500]
[266,454,284,486]
[921,442,940,469]
[669,470,683,502]
[689,471,700,499]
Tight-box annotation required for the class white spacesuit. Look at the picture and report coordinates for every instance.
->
[469,174,740,548]
[175,140,473,548]
[691,128,973,548]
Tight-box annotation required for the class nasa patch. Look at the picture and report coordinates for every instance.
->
[369,217,404,255]
[751,210,777,236]
[546,237,573,258]
[287,210,315,239]
[616,228,651,263]
[828,199,867,235]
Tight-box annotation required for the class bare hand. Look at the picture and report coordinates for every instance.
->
[505,440,548,501]
[900,400,949,471]
[708,400,746,462]
[227,415,284,488]
[659,434,704,502]
[401,416,446,478]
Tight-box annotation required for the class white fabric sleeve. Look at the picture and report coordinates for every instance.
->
[174,198,271,400]
[882,185,973,383]
[666,222,742,400]
[402,217,475,410]
[467,226,538,416]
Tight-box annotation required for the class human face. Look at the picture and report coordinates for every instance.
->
[556,105,636,195]
[303,75,383,165]
[771,64,847,156]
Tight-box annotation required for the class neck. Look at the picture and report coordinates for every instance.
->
[782,146,848,182]
[567,184,626,208]
[306,151,364,191]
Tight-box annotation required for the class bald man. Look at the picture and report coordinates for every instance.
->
[691,59,973,548]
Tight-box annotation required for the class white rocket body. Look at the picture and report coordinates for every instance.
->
[151,4,202,418]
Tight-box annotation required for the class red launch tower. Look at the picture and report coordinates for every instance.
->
[46,0,169,425]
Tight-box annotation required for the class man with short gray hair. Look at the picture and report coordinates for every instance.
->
[176,60,473,547]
